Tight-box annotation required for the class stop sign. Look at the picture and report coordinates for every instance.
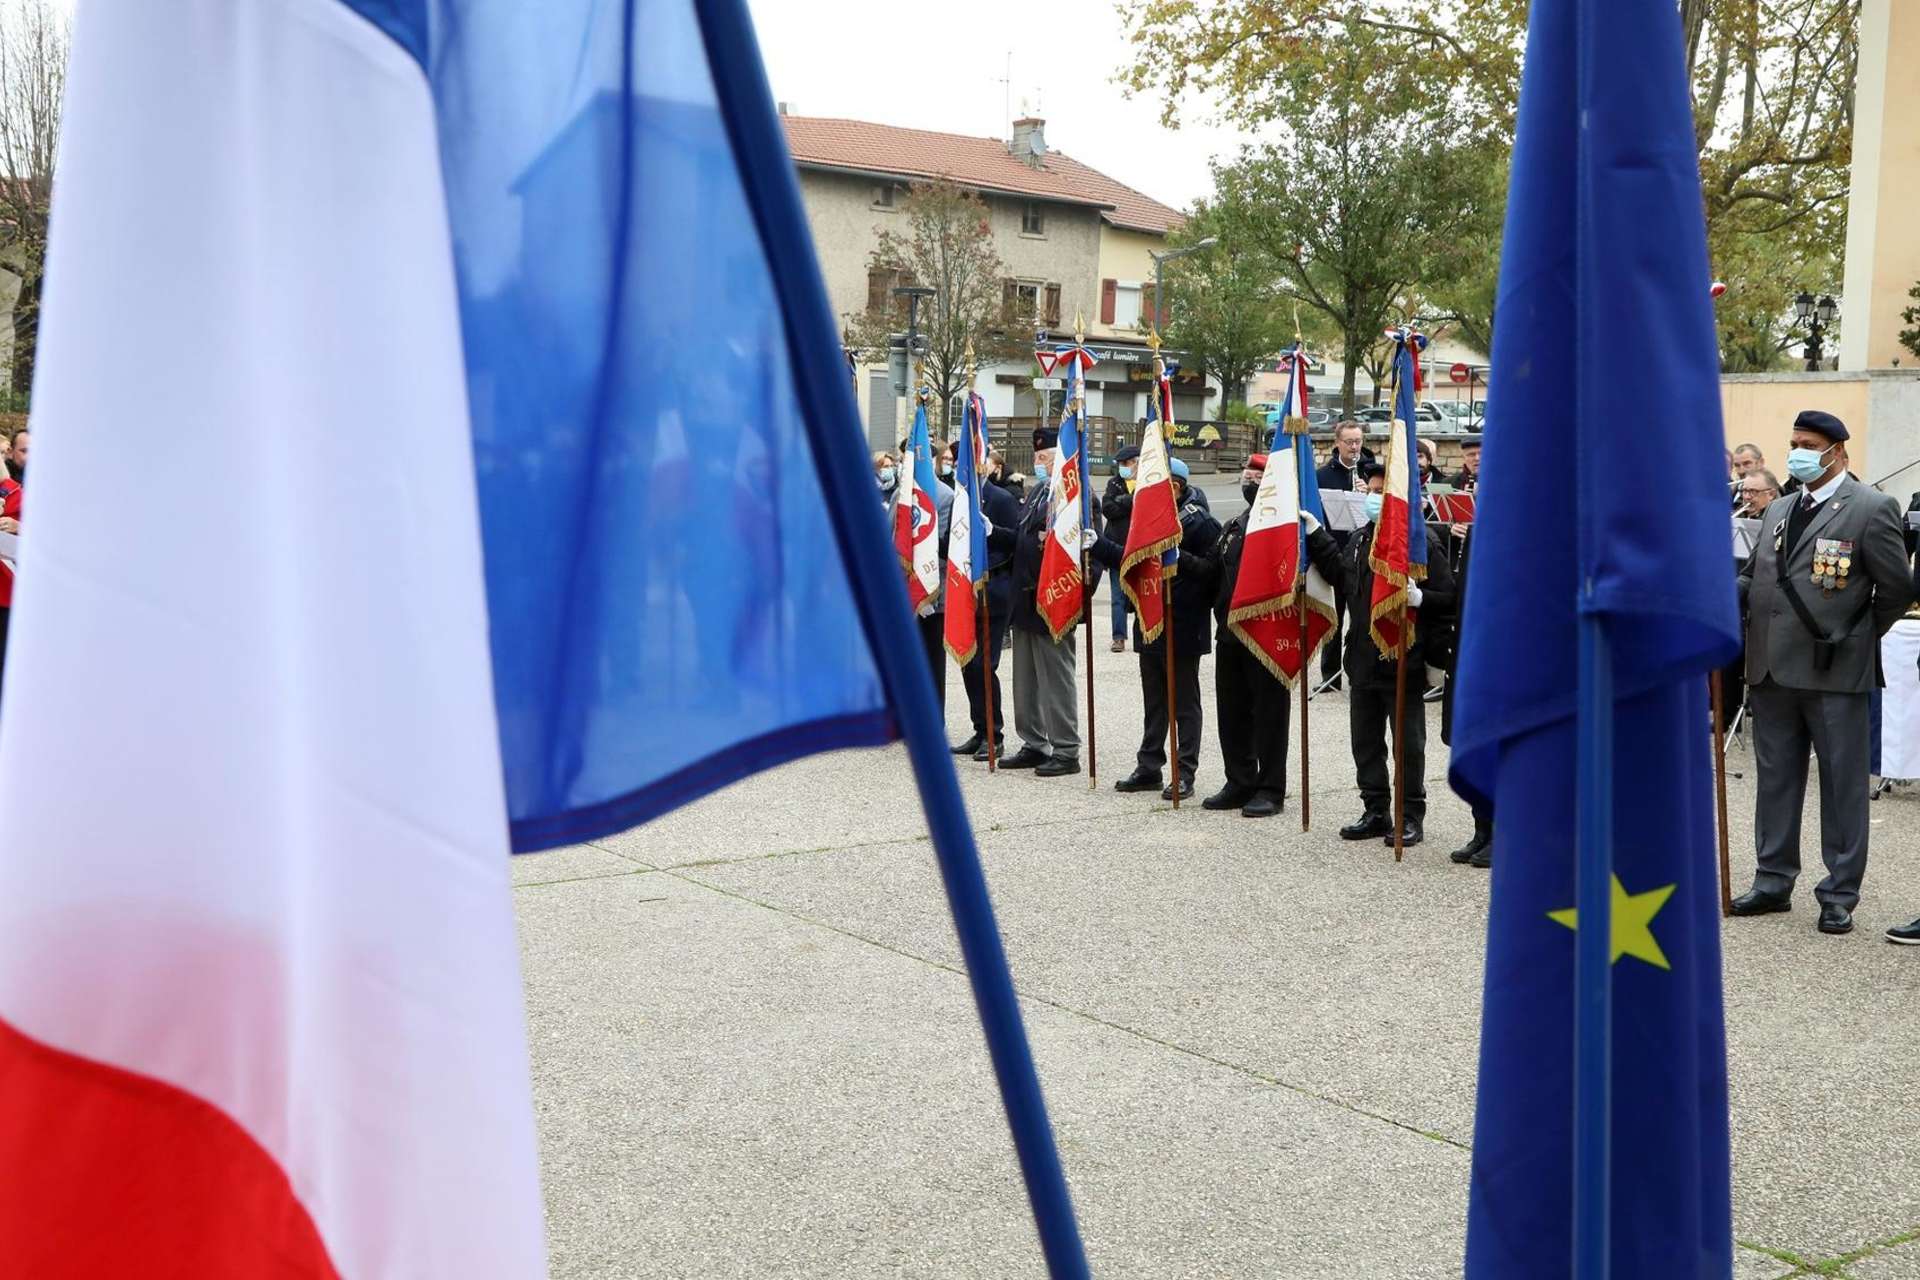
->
[1449,362,1472,385]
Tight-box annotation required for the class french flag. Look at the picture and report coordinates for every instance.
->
[0,0,1092,1276]
[943,392,989,663]
[896,394,943,614]
[1035,350,1092,640]
[1118,364,1182,642]
[1369,328,1431,657]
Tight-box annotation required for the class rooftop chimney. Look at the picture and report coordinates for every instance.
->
[1010,117,1047,168]
[777,101,790,116]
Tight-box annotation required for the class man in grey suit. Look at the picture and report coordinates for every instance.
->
[1733,410,1916,935]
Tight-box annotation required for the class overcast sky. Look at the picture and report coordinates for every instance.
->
[745,1,1254,212]
[36,0,1246,208]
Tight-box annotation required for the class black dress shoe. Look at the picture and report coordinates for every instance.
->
[1035,756,1081,778]
[1202,784,1255,811]
[1161,777,1195,802]
[1000,747,1048,770]
[1817,903,1854,935]
[952,734,984,756]
[1469,841,1492,869]
[1886,918,1920,945]
[1729,888,1792,917]
[1340,811,1392,841]
[971,740,1004,762]
[1113,768,1162,793]
[1448,831,1489,865]
[1382,819,1424,848]
[1240,792,1283,819]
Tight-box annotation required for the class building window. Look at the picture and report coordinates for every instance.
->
[872,182,896,209]
[1005,278,1040,324]
[868,266,915,315]
[1021,202,1046,236]
[1113,284,1143,329]
[947,395,968,430]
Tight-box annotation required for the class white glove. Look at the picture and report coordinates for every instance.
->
[1081,529,1097,551]
[1406,583,1424,608]
[979,512,993,536]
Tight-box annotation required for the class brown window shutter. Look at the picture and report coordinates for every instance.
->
[868,269,887,314]
[1002,278,1018,318]
[1044,283,1062,327]
[1142,284,1159,328]
[1100,278,1117,325]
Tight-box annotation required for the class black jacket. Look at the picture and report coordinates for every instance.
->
[1316,455,1371,496]
[1208,503,1343,638]
[979,478,1022,622]
[1090,493,1222,658]
[1008,480,1104,636]
[1101,474,1134,551]
[1337,522,1458,686]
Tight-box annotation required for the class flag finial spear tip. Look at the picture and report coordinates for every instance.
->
[1073,310,1085,345]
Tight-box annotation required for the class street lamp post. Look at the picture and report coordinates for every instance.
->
[894,284,936,435]
[1794,292,1838,371]
[1148,236,1219,337]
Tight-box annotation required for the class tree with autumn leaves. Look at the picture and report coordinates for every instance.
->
[1121,0,1857,374]
[847,180,1032,421]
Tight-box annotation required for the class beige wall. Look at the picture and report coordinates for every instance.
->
[1091,226,1165,342]
[1839,0,1920,371]
[1720,373,1872,477]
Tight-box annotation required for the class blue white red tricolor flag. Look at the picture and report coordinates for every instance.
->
[1369,328,1432,657]
[1228,346,1337,682]
[944,391,990,663]
[1119,360,1183,642]
[1036,346,1092,639]
[0,0,1091,1276]
[896,394,943,614]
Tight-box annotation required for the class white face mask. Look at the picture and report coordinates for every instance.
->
[1364,493,1384,523]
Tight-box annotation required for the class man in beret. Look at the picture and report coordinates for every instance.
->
[1089,455,1222,802]
[1733,410,1914,935]
[1202,452,1342,817]
[1001,426,1083,778]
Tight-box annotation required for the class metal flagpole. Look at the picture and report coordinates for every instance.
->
[1286,323,1312,833]
[1711,670,1731,916]
[1392,635,1408,862]
[1573,609,1615,1279]
[1165,578,1180,810]
[971,351,999,774]
[1071,316,1098,791]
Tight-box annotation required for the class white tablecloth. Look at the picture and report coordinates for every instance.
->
[1882,620,1920,779]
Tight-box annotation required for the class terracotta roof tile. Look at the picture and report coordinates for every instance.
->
[780,115,1185,233]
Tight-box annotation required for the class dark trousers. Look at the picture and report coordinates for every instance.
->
[917,610,946,713]
[1215,635,1290,797]
[1138,647,1203,781]
[1350,675,1428,818]
[961,607,1011,743]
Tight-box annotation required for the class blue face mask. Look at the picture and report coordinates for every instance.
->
[1785,444,1832,483]
[878,467,895,488]
[1118,465,1134,480]
[1364,493,1385,523]
[1034,461,1049,483]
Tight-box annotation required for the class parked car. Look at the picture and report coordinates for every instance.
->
[1357,403,1442,425]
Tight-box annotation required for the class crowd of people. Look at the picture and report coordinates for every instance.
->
[876,408,1920,945]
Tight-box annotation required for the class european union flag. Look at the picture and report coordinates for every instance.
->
[1447,0,1743,1274]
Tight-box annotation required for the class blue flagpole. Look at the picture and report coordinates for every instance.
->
[692,2,1090,1275]
[1573,606,1613,1279]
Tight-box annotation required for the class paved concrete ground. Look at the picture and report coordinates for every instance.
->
[515,575,1920,1278]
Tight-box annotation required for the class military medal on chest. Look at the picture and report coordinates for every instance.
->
[1812,537,1853,596]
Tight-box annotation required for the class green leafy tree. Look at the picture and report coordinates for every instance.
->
[1898,281,1920,363]
[1121,0,1858,366]
[1159,210,1292,405]
[1193,22,1502,413]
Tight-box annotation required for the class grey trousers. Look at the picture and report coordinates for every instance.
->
[1749,681,1871,909]
[1010,625,1079,761]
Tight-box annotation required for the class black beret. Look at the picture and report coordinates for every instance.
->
[1461,434,1484,448]
[1114,444,1141,464]
[1033,427,1059,449]
[1357,458,1386,481]
[1793,410,1848,442]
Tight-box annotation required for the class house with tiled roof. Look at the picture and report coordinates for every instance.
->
[780,111,1210,446]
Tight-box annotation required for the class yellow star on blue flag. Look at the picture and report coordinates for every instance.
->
[1548,876,1677,970]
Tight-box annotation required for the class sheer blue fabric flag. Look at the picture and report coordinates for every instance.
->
[334,1,1091,1273]
[1449,0,1742,1274]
